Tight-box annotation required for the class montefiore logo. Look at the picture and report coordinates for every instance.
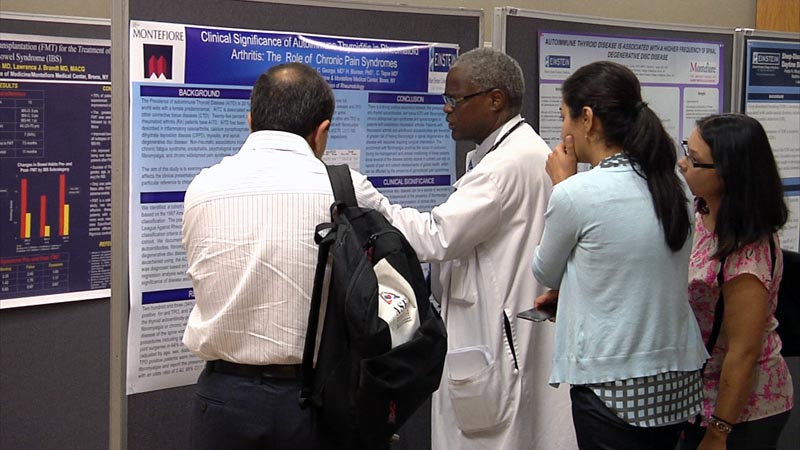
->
[752,52,781,66]
[690,61,717,74]
[143,44,173,79]
[545,55,571,68]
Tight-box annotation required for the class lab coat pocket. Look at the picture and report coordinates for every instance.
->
[446,346,509,433]
[448,259,477,306]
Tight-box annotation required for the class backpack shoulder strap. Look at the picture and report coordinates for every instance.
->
[768,235,776,279]
[299,223,335,408]
[325,164,357,207]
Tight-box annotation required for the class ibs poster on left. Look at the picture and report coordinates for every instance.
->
[126,20,458,393]
[0,34,112,308]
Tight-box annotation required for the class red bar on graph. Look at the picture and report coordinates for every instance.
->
[40,195,46,238]
[20,179,28,237]
[59,174,66,236]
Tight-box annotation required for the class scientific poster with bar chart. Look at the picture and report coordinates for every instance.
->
[0,33,111,308]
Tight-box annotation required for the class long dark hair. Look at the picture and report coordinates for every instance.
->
[696,114,788,259]
[562,61,690,251]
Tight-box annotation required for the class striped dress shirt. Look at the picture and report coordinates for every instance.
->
[181,130,376,365]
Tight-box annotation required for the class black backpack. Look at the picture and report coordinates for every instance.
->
[774,246,799,356]
[299,164,447,450]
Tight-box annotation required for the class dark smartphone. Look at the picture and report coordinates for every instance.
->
[517,306,556,322]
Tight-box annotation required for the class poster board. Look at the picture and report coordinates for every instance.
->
[0,12,112,450]
[112,1,482,449]
[125,19,460,394]
[734,29,800,251]
[493,8,734,152]
[0,14,111,308]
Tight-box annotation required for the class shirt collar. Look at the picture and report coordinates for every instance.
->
[595,152,630,169]
[239,130,316,158]
[470,114,523,168]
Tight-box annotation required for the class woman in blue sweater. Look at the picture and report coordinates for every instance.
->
[532,61,708,449]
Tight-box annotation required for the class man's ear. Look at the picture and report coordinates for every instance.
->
[307,119,331,159]
[488,88,507,112]
[247,112,252,132]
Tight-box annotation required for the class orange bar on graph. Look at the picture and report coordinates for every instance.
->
[40,195,46,238]
[59,174,66,236]
[20,179,28,238]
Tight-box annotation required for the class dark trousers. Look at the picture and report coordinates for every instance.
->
[189,364,332,450]
[570,385,686,450]
[680,411,791,450]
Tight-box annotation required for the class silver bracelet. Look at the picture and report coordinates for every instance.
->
[708,415,734,434]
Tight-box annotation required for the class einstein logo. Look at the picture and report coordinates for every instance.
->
[143,44,173,79]
[752,52,781,66]
[545,55,571,68]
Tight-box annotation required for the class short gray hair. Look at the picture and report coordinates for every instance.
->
[451,48,524,111]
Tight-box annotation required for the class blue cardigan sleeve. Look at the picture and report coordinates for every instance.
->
[532,184,580,289]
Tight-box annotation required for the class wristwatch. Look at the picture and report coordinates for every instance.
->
[707,415,734,433]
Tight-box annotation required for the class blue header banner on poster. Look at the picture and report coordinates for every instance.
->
[369,174,451,188]
[140,191,186,203]
[369,92,444,105]
[139,85,251,99]
[183,27,432,91]
[141,287,194,304]
[746,40,800,100]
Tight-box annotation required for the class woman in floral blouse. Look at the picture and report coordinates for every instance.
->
[679,113,793,450]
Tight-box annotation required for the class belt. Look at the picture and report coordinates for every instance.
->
[207,360,302,380]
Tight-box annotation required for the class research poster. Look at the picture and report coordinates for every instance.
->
[0,34,111,309]
[743,39,800,251]
[126,20,458,393]
[537,31,725,155]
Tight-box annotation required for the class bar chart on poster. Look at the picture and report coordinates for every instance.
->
[2,170,74,298]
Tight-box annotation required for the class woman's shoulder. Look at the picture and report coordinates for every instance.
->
[554,168,633,201]
[723,236,776,286]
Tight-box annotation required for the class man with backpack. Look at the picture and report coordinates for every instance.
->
[181,62,379,450]
[356,48,578,450]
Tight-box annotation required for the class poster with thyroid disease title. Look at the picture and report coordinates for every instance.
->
[536,31,725,170]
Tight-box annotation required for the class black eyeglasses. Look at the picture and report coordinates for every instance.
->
[681,140,715,169]
[442,89,494,108]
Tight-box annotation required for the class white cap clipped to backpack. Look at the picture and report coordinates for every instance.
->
[374,258,420,348]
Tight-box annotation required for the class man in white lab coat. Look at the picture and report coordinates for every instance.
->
[357,48,577,450]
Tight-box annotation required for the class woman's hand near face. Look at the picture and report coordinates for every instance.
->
[546,135,578,185]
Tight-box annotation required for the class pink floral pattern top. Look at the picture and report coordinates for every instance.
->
[688,213,794,423]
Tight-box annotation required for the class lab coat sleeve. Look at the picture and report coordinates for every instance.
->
[352,169,503,262]
[532,184,580,289]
